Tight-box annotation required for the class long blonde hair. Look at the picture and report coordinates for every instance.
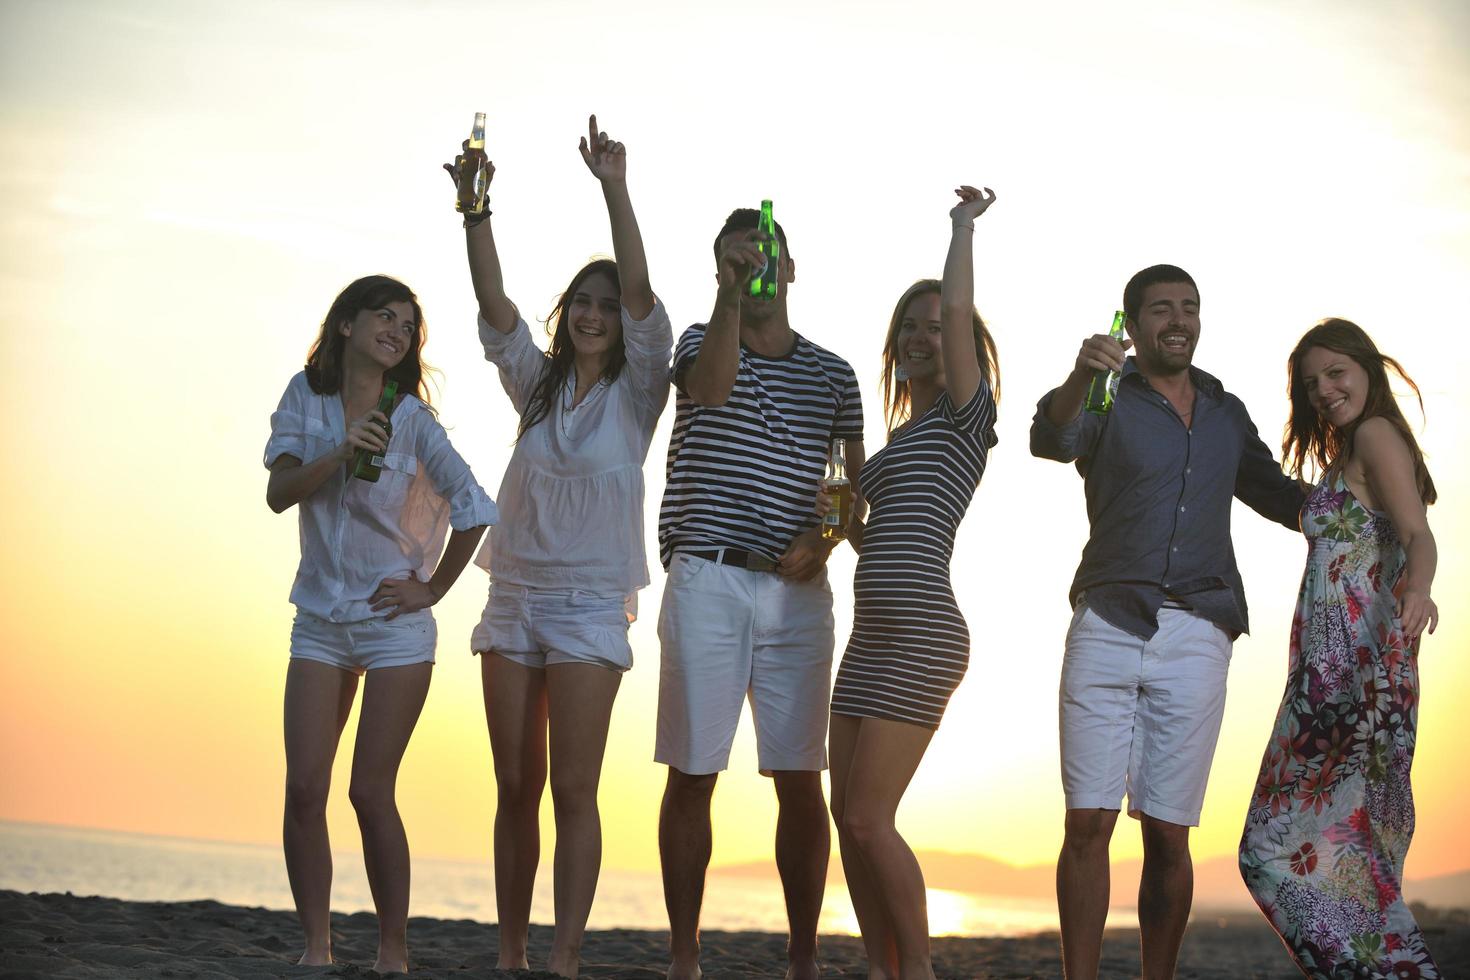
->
[879,279,999,434]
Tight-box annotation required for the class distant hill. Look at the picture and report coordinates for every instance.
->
[710,852,1470,912]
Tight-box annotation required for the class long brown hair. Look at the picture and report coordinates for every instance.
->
[305,275,435,403]
[880,279,1000,434]
[516,259,626,441]
[1284,318,1435,504]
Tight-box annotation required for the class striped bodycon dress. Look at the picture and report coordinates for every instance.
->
[829,383,997,729]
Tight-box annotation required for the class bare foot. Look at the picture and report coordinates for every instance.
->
[784,956,820,980]
[666,960,702,980]
[547,950,581,979]
[372,953,410,974]
[297,949,332,966]
[497,954,530,970]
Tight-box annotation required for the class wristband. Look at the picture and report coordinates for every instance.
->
[463,209,493,229]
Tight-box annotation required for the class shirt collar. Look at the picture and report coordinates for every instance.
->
[1120,357,1224,399]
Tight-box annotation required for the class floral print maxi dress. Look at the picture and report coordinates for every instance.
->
[1239,473,1437,979]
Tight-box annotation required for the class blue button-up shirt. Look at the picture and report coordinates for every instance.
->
[1030,359,1304,639]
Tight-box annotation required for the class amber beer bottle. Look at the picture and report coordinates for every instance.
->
[456,112,489,215]
[1084,310,1128,415]
[352,380,398,482]
[821,437,853,542]
[749,199,780,300]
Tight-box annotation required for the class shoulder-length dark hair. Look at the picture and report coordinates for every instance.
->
[516,259,625,441]
[1284,317,1435,504]
[304,275,435,404]
[880,279,1000,435]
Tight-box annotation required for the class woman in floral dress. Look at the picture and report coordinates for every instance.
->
[1239,318,1440,979]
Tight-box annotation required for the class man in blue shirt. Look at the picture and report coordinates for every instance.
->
[1030,264,1304,979]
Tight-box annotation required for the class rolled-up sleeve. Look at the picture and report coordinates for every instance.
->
[264,375,308,467]
[622,298,673,420]
[415,414,499,531]
[480,315,547,414]
[1030,389,1098,462]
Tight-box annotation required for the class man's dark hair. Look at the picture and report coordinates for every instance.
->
[712,208,789,261]
[1123,264,1199,324]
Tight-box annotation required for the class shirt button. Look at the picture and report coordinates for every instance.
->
[1179,505,1186,512]
[1172,546,1179,552]
[1186,467,1192,474]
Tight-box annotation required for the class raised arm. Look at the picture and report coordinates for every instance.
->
[1357,417,1439,639]
[444,148,517,334]
[579,114,654,320]
[682,230,766,406]
[941,185,996,409]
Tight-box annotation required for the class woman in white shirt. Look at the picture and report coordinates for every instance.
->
[451,116,671,978]
[264,275,497,973]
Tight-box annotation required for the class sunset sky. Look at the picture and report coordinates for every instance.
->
[2,0,1467,896]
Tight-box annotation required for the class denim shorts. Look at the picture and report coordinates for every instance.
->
[470,584,633,672]
[289,609,437,675]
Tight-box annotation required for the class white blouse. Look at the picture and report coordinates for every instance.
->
[265,372,499,623]
[475,300,672,599]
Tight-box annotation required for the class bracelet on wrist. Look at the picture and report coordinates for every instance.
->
[463,209,493,229]
[953,222,975,232]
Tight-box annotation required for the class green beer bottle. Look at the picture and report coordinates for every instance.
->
[352,380,399,482]
[1084,311,1128,415]
[749,199,780,300]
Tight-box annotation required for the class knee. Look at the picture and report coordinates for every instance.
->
[1061,810,1116,856]
[284,776,329,820]
[772,771,826,813]
[495,763,547,811]
[840,808,890,852]
[347,777,394,817]
[549,770,599,820]
[664,769,717,808]
[1141,818,1191,865]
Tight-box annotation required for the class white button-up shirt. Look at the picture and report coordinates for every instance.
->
[475,300,672,600]
[265,372,499,622]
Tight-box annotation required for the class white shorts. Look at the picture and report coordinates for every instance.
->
[1059,604,1232,827]
[471,584,633,672]
[655,552,835,776]
[289,610,437,675]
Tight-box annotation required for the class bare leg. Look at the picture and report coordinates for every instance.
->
[771,769,829,980]
[830,715,897,980]
[481,654,548,970]
[837,718,936,980]
[1057,808,1119,980]
[283,659,359,966]
[660,767,717,980]
[544,662,622,979]
[347,661,432,974]
[1138,815,1192,980]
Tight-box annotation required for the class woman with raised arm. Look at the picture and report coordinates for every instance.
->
[819,187,1001,980]
[264,276,497,973]
[1239,319,1440,979]
[451,115,671,980]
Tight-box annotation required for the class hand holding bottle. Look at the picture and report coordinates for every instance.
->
[714,230,768,293]
[578,114,626,184]
[1073,332,1131,379]
[442,146,496,192]
[336,409,390,463]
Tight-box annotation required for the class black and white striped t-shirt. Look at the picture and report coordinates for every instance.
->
[658,324,864,568]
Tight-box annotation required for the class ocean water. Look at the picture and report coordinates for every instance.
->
[0,821,1065,937]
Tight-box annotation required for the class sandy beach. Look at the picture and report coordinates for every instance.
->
[3,889,1466,979]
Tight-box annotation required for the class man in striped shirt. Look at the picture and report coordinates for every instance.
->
[655,208,865,980]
